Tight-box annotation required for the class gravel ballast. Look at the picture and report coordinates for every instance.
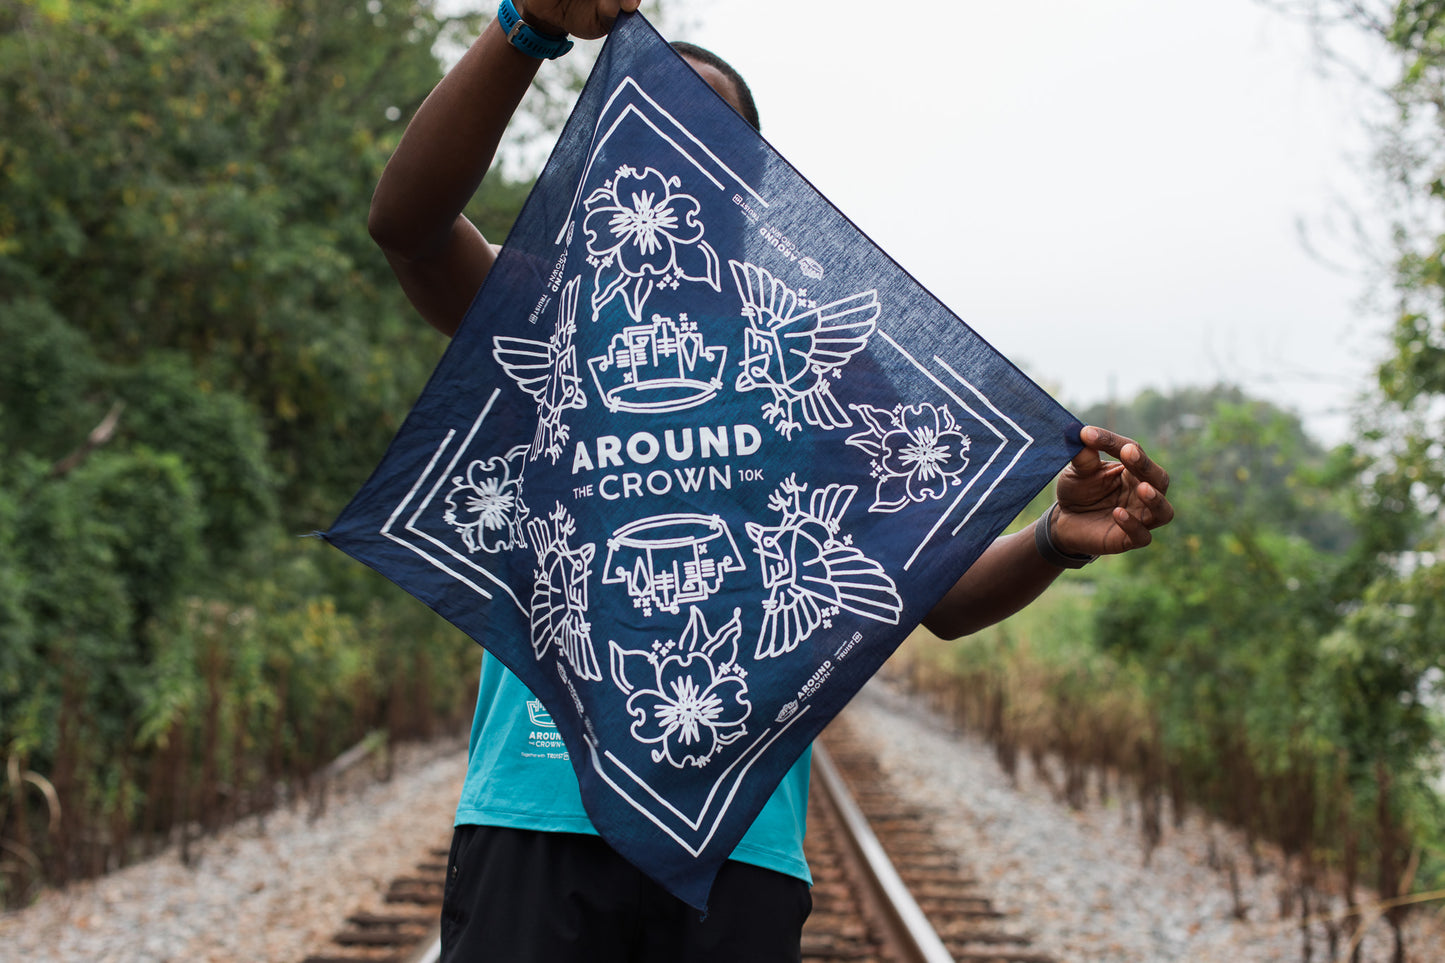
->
[0,739,465,963]
[845,678,1445,963]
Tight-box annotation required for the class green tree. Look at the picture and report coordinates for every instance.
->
[0,0,480,524]
[1079,387,1418,957]
[0,0,692,904]
[0,0,534,901]
[1085,388,1350,758]
[1263,5,1445,946]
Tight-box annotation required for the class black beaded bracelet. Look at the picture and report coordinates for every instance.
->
[1032,503,1097,569]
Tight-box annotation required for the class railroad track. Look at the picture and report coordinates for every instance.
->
[810,713,1055,963]
[303,708,1052,963]
[300,841,447,963]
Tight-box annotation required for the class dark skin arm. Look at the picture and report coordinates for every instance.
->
[367,4,1174,637]
[367,0,640,336]
[922,426,1174,639]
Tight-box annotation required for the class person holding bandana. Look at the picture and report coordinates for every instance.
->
[367,1,1175,959]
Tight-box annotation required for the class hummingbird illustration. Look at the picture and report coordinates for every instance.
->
[526,504,600,681]
[492,275,587,463]
[730,260,880,439]
[745,476,902,659]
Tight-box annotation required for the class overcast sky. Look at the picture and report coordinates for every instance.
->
[666,0,1392,444]
[444,0,1397,444]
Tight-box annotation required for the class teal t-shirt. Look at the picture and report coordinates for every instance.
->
[455,651,813,884]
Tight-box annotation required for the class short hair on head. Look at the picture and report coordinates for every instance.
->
[670,41,761,132]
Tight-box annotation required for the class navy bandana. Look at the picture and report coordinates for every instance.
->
[326,12,1082,910]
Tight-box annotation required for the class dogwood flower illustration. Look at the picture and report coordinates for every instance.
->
[442,444,530,553]
[609,607,749,769]
[582,164,721,322]
[846,403,973,512]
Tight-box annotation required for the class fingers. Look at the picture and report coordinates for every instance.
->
[1068,425,1175,550]
[588,0,641,36]
[1080,424,1171,495]
[594,0,639,18]
[1068,440,1102,474]
[1111,505,1153,550]
[1113,479,1173,543]
[519,0,640,39]
[1139,478,1175,529]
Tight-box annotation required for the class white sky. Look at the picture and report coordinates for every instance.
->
[668,0,1392,444]
[446,0,1397,444]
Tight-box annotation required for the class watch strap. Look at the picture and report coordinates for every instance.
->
[1033,503,1098,569]
[497,0,574,60]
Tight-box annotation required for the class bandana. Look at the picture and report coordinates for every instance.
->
[325,12,1082,910]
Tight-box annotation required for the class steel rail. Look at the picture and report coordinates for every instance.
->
[811,741,957,963]
[408,933,442,963]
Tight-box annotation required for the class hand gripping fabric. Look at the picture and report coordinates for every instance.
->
[324,12,1084,911]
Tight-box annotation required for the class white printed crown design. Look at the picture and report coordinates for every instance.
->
[588,314,727,414]
[602,513,746,616]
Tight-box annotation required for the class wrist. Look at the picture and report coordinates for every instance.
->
[1033,503,1097,570]
[499,0,574,59]
[514,0,565,37]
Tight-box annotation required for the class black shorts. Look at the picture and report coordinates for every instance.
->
[439,825,812,962]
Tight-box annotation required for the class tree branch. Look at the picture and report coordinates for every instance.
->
[48,401,125,478]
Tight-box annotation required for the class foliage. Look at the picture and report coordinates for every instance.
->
[1083,388,1352,814]
[1278,2,1445,948]
[0,0,535,905]
[903,382,1445,957]
[0,0,466,524]
[0,299,103,460]
[1080,384,1355,552]
[1091,385,1445,924]
[0,0,697,904]
[1360,0,1445,531]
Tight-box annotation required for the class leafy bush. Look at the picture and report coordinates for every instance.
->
[896,385,1445,960]
[0,0,510,905]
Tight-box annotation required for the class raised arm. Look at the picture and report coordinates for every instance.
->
[922,425,1174,639]
[368,0,640,336]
